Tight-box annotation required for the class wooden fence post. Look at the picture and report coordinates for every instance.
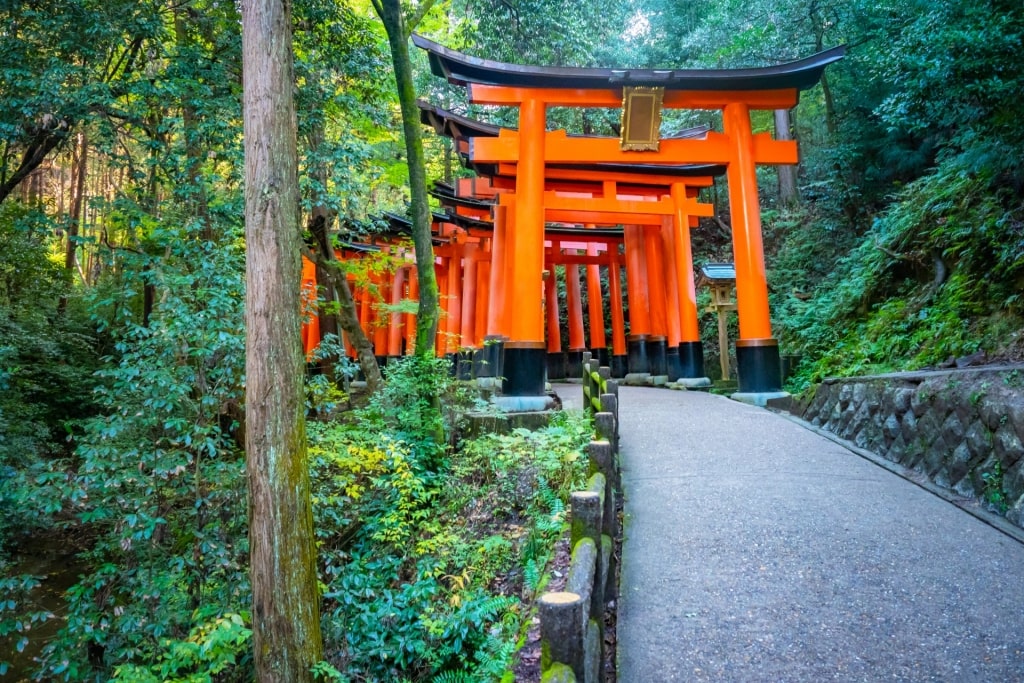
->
[539,591,586,680]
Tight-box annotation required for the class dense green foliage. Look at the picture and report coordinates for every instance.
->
[2,0,1024,677]
[311,391,590,681]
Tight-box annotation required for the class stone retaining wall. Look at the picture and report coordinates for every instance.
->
[784,365,1024,527]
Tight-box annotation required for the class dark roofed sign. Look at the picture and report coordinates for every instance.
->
[700,263,736,282]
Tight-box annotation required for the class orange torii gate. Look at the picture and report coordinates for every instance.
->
[415,35,843,398]
[421,102,727,384]
[441,163,718,385]
[498,170,718,385]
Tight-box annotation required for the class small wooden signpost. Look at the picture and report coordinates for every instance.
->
[698,263,737,381]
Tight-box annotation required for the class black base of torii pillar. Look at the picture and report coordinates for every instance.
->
[502,342,547,396]
[678,341,705,378]
[736,339,783,393]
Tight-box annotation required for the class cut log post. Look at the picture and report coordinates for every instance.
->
[595,410,617,454]
[600,532,615,605]
[567,537,598,623]
[588,440,617,496]
[540,591,586,681]
[566,538,603,681]
[584,615,603,683]
[571,487,603,549]
[541,662,578,683]
[599,393,618,420]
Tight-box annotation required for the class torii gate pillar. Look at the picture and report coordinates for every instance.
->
[724,103,782,393]
[503,97,548,396]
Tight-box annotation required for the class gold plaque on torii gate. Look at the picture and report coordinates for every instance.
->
[620,86,665,152]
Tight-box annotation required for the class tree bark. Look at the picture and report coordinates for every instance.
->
[373,0,440,358]
[65,131,88,277]
[0,121,70,205]
[241,0,323,679]
[774,109,799,206]
[58,131,88,314]
[303,245,384,392]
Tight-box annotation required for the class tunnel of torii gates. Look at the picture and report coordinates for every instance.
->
[301,38,844,398]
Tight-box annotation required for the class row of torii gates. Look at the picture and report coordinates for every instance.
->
[303,38,844,400]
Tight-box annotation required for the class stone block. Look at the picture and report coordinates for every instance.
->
[1008,399,1024,436]
[867,430,886,454]
[865,383,882,414]
[1003,458,1024,504]
[954,472,978,498]
[509,411,555,431]
[887,433,907,465]
[846,402,873,439]
[900,412,919,444]
[891,386,914,415]
[851,383,867,408]
[1006,498,1024,528]
[465,412,510,438]
[824,400,843,430]
[978,395,1006,431]
[911,388,932,417]
[931,383,954,416]
[903,436,928,471]
[838,383,853,408]
[954,394,977,424]
[883,414,902,442]
[965,420,993,459]
[920,437,949,478]
[939,442,971,489]
[804,387,829,420]
[967,455,1001,497]
[994,426,1024,468]
[940,412,966,447]
[916,411,942,449]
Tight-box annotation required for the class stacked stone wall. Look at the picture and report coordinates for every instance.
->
[790,366,1024,526]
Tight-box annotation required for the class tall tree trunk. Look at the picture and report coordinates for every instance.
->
[303,248,383,392]
[65,132,87,276]
[304,117,342,358]
[58,131,88,314]
[241,0,322,679]
[774,108,799,206]
[302,98,382,388]
[373,0,440,358]
[820,72,837,137]
[175,7,212,241]
[809,2,837,138]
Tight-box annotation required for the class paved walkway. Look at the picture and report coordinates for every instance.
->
[557,384,1024,682]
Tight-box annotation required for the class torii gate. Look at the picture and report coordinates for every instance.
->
[415,35,843,398]
[446,161,717,387]
[420,102,726,385]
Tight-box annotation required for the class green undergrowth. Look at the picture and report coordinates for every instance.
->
[1,344,591,681]
[771,160,1024,393]
[310,400,592,682]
